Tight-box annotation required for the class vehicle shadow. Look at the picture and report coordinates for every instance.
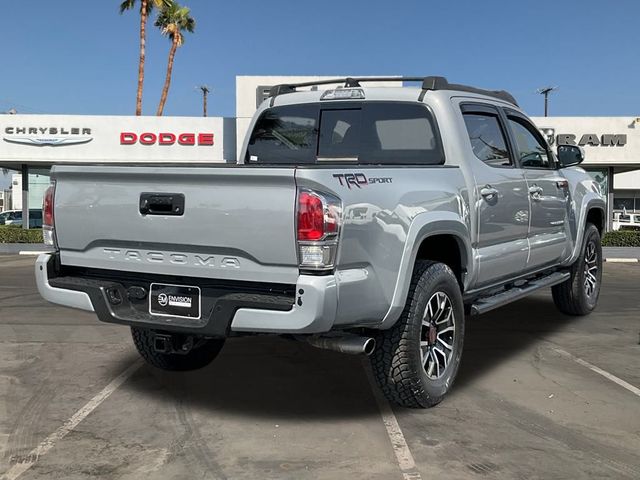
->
[123,335,381,420]
[119,291,583,418]
[454,291,581,389]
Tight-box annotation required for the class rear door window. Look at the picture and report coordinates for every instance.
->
[462,113,512,167]
[247,102,444,165]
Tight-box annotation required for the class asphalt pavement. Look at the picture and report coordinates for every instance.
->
[0,255,638,480]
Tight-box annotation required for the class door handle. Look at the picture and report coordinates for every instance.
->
[480,186,499,200]
[528,185,543,200]
[139,192,185,216]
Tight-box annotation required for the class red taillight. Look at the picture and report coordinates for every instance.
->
[297,191,325,240]
[43,185,55,227]
[296,189,341,271]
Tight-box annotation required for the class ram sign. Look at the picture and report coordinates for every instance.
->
[531,117,639,166]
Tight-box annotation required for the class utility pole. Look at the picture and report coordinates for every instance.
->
[198,85,210,117]
[536,86,558,117]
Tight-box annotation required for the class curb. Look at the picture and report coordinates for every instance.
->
[0,244,53,255]
[604,258,639,263]
[18,251,49,256]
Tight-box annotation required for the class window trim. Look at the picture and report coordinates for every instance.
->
[460,102,515,169]
[247,101,446,167]
[503,109,556,170]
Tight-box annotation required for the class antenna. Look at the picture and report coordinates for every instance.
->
[536,86,558,117]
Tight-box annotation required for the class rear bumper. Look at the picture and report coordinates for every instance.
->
[35,254,338,335]
[36,254,95,312]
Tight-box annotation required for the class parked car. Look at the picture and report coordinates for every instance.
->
[35,76,605,408]
[0,209,43,228]
[612,212,640,231]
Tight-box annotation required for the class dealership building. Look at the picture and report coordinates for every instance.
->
[1,76,639,231]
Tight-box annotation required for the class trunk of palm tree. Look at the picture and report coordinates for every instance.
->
[136,0,149,116]
[156,36,179,116]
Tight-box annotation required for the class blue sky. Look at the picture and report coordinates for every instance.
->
[0,0,638,119]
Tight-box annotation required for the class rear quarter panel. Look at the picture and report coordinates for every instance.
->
[295,167,471,327]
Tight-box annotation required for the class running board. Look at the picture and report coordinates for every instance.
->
[470,271,570,316]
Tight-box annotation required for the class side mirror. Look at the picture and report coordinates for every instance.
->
[557,144,584,168]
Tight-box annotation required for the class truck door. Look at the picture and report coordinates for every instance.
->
[503,111,569,269]
[460,103,530,287]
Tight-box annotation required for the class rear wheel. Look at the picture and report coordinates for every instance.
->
[131,327,225,371]
[552,223,602,315]
[371,261,465,408]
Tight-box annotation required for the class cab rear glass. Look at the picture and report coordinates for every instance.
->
[245,102,444,165]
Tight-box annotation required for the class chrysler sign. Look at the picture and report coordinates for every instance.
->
[3,126,93,146]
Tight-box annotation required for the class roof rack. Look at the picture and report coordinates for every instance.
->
[267,76,518,107]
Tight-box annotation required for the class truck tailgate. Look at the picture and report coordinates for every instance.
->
[52,165,299,284]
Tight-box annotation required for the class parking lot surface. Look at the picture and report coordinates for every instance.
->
[0,255,639,479]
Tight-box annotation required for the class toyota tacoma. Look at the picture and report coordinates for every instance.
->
[36,76,605,408]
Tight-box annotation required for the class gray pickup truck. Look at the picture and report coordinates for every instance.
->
[36,77,605,408]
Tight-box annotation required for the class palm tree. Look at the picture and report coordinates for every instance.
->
[155,1,195,116]
[119,0,169,115]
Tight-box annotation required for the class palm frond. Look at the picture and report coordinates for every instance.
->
[119,0,136,14]
[154,1,195,43]
[120,0,169,15]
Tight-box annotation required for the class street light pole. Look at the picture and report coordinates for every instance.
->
[537,86,558,117]
[198,85,210,117]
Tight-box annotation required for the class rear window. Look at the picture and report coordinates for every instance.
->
[246,102,443,165]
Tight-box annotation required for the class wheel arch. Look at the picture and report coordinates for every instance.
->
[586,206,605,235]
[379,212,472,329]
[565,197,606,266]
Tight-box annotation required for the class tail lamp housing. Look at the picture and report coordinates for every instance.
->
[296,189,341,271]
[42,183,57,247]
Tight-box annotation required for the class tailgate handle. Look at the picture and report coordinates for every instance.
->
[139,192,185,216]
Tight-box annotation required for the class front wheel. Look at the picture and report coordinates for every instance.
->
[552,223,602,316]
[371,260,465,408]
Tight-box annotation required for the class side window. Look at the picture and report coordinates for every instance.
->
[462,113,512,167]
[507,118,552,169]
[246,104,318,164]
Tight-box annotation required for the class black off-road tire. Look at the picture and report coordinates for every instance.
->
[371,260,465,408]
[131,327,225,371]
[552,223,602,316]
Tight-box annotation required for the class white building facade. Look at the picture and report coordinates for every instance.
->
[0,114,236,225]
[0,77,638,231]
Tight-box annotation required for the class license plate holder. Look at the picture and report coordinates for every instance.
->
[149,283,201,319]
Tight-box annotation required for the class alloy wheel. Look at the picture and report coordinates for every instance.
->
[420,291,456,380]
[583,240,599,298]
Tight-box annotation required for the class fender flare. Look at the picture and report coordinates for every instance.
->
[565,195,606,266]
[378,211,472,329]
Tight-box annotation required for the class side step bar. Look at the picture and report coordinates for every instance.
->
[470,271,570,316]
